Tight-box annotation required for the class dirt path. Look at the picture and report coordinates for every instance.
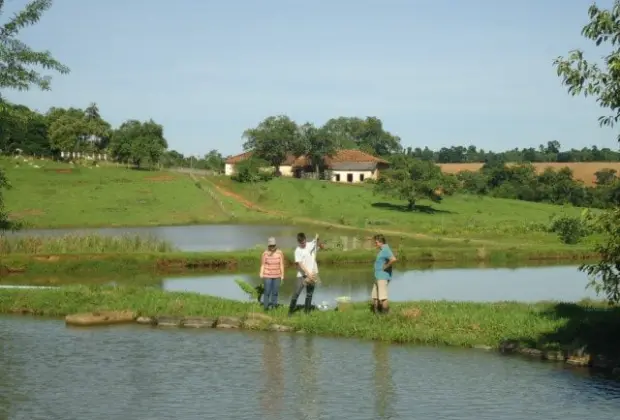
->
[205,179,499,245]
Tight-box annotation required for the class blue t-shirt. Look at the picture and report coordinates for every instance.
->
[374,244,395,281]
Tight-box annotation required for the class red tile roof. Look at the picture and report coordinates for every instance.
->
[292,149,388,167]
[225,149,387,166]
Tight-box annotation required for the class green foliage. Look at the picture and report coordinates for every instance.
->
[47,104,111,154]
[580,208,620,304]
[373,157,449,210]
[554,1,620,141]
[548,215,588,245]
[322,116,402,155]
[109,119,168,168]
[242,115,298,172]
[595,168,617,185]
[0,167,10,230]
[0,0,70,97]
[292,122,337,178]
[231,156,273,183]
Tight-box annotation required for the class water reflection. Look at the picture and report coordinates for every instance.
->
[2,317,620,419]
[374,342,396,419]
[8,224,300,252]
[164,265,598,304]
[260,333,285,416]
[291,335,320,420]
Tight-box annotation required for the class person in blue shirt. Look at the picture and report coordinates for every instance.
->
[372,234,397,314]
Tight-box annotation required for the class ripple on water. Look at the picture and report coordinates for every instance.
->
[1,317,619,420]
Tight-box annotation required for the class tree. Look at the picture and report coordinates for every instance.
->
[109,119,168,168]
[47,105,111,155]
[373,157,446,210]
[203,149,225,173]
[293,122,337,178]
[0,0,69,230]
[242,115,298,174]
[554,1,620,303]
[321,116,401,156]
[554,1,620,142]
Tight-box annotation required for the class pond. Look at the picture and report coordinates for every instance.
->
[162,265,599,305]
[1,316,618,420]
[6,224,302,251]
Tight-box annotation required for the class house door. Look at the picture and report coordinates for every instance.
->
[335,174,340,182]
[347,173,353,183]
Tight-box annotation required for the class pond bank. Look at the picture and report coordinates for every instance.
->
[1,285,619,375]
[0,246,599,275]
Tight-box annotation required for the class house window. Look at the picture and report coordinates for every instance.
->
[335,174,340,182]
[359,173,365,182]
[347,173,353,183]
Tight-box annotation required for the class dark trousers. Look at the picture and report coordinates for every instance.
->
[263,278,280,310]
[288,276,316,313]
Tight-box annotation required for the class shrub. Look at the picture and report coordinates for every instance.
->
[548,216,588,244]
[231,157,273,183]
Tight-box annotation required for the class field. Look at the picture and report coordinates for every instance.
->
[1,157,266,227]
[1,286,619,367]
[210,176,593,246]
[0,157,604,255]
[438,162,620,185]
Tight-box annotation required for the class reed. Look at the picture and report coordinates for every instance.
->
[0,234,176,254]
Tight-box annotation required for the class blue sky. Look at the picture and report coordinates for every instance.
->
[3,0,618,156]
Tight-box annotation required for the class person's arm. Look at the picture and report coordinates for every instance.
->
[383,248,397,270]
[259,252,266,278]
[279,250,285,280]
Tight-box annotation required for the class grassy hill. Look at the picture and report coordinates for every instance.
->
[1,157,265,228]
[211,176,592,246]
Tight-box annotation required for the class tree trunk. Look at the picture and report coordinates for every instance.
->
[315,163,319,180]
[407,200,416,211]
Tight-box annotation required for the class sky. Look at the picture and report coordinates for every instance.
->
[3,0,619,157]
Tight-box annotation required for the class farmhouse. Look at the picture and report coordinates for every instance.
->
[224,149,389,183]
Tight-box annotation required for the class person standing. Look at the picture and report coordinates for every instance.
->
[259,237,284,311]
[288,232,321,316]
[372,234,397,314]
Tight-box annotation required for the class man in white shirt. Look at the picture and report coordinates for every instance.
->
[288,232,321,316]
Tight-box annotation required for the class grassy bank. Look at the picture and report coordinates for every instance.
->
[2,158,268,227]
[1,286,618,361]
[210,176,598,245]
[0,244,599,276]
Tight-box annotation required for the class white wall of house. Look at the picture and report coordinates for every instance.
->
[331,169,376,183]
[225,163,293,176]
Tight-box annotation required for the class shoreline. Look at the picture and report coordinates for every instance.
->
[0,247,599,275]
[1,285,618,376]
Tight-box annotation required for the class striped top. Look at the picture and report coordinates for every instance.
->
[261,250,283,278]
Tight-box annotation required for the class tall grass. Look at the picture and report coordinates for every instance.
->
[0,234,176,254]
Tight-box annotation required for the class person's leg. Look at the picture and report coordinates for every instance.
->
[304,280,316,313]
[377,280,389,314]
[263,278,273,311]
[288,277,305,315]
[271,278,280,308]
[371,281,379,314]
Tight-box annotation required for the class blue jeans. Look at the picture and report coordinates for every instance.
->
[263,278,281,309]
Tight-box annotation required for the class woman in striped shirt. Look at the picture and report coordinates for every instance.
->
[260,237,285,311]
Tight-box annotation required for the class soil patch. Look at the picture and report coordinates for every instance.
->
[145,175,175,182]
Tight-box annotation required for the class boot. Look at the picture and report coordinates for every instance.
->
[288,298,297,316]
[304,296,313,313]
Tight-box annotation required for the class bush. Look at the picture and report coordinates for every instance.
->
[231,157,273,183]
[548,215,588,244]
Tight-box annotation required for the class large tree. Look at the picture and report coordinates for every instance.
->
[293,122,337,178]
[47,104,111,155]
[373,156,447,211]
[242,115,298,174]
[554,0,620,303]
[0,0,69,230]
[109,119,168,168]
[321,116,401,156]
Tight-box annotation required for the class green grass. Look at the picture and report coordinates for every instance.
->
[0,233,176,254]
[1,285,618,358]
[1,157,268,228]
[212,176,598,245]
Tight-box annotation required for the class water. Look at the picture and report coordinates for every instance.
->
[1,316,618,420]
[7,224,301,251]
[163,265,599,304]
